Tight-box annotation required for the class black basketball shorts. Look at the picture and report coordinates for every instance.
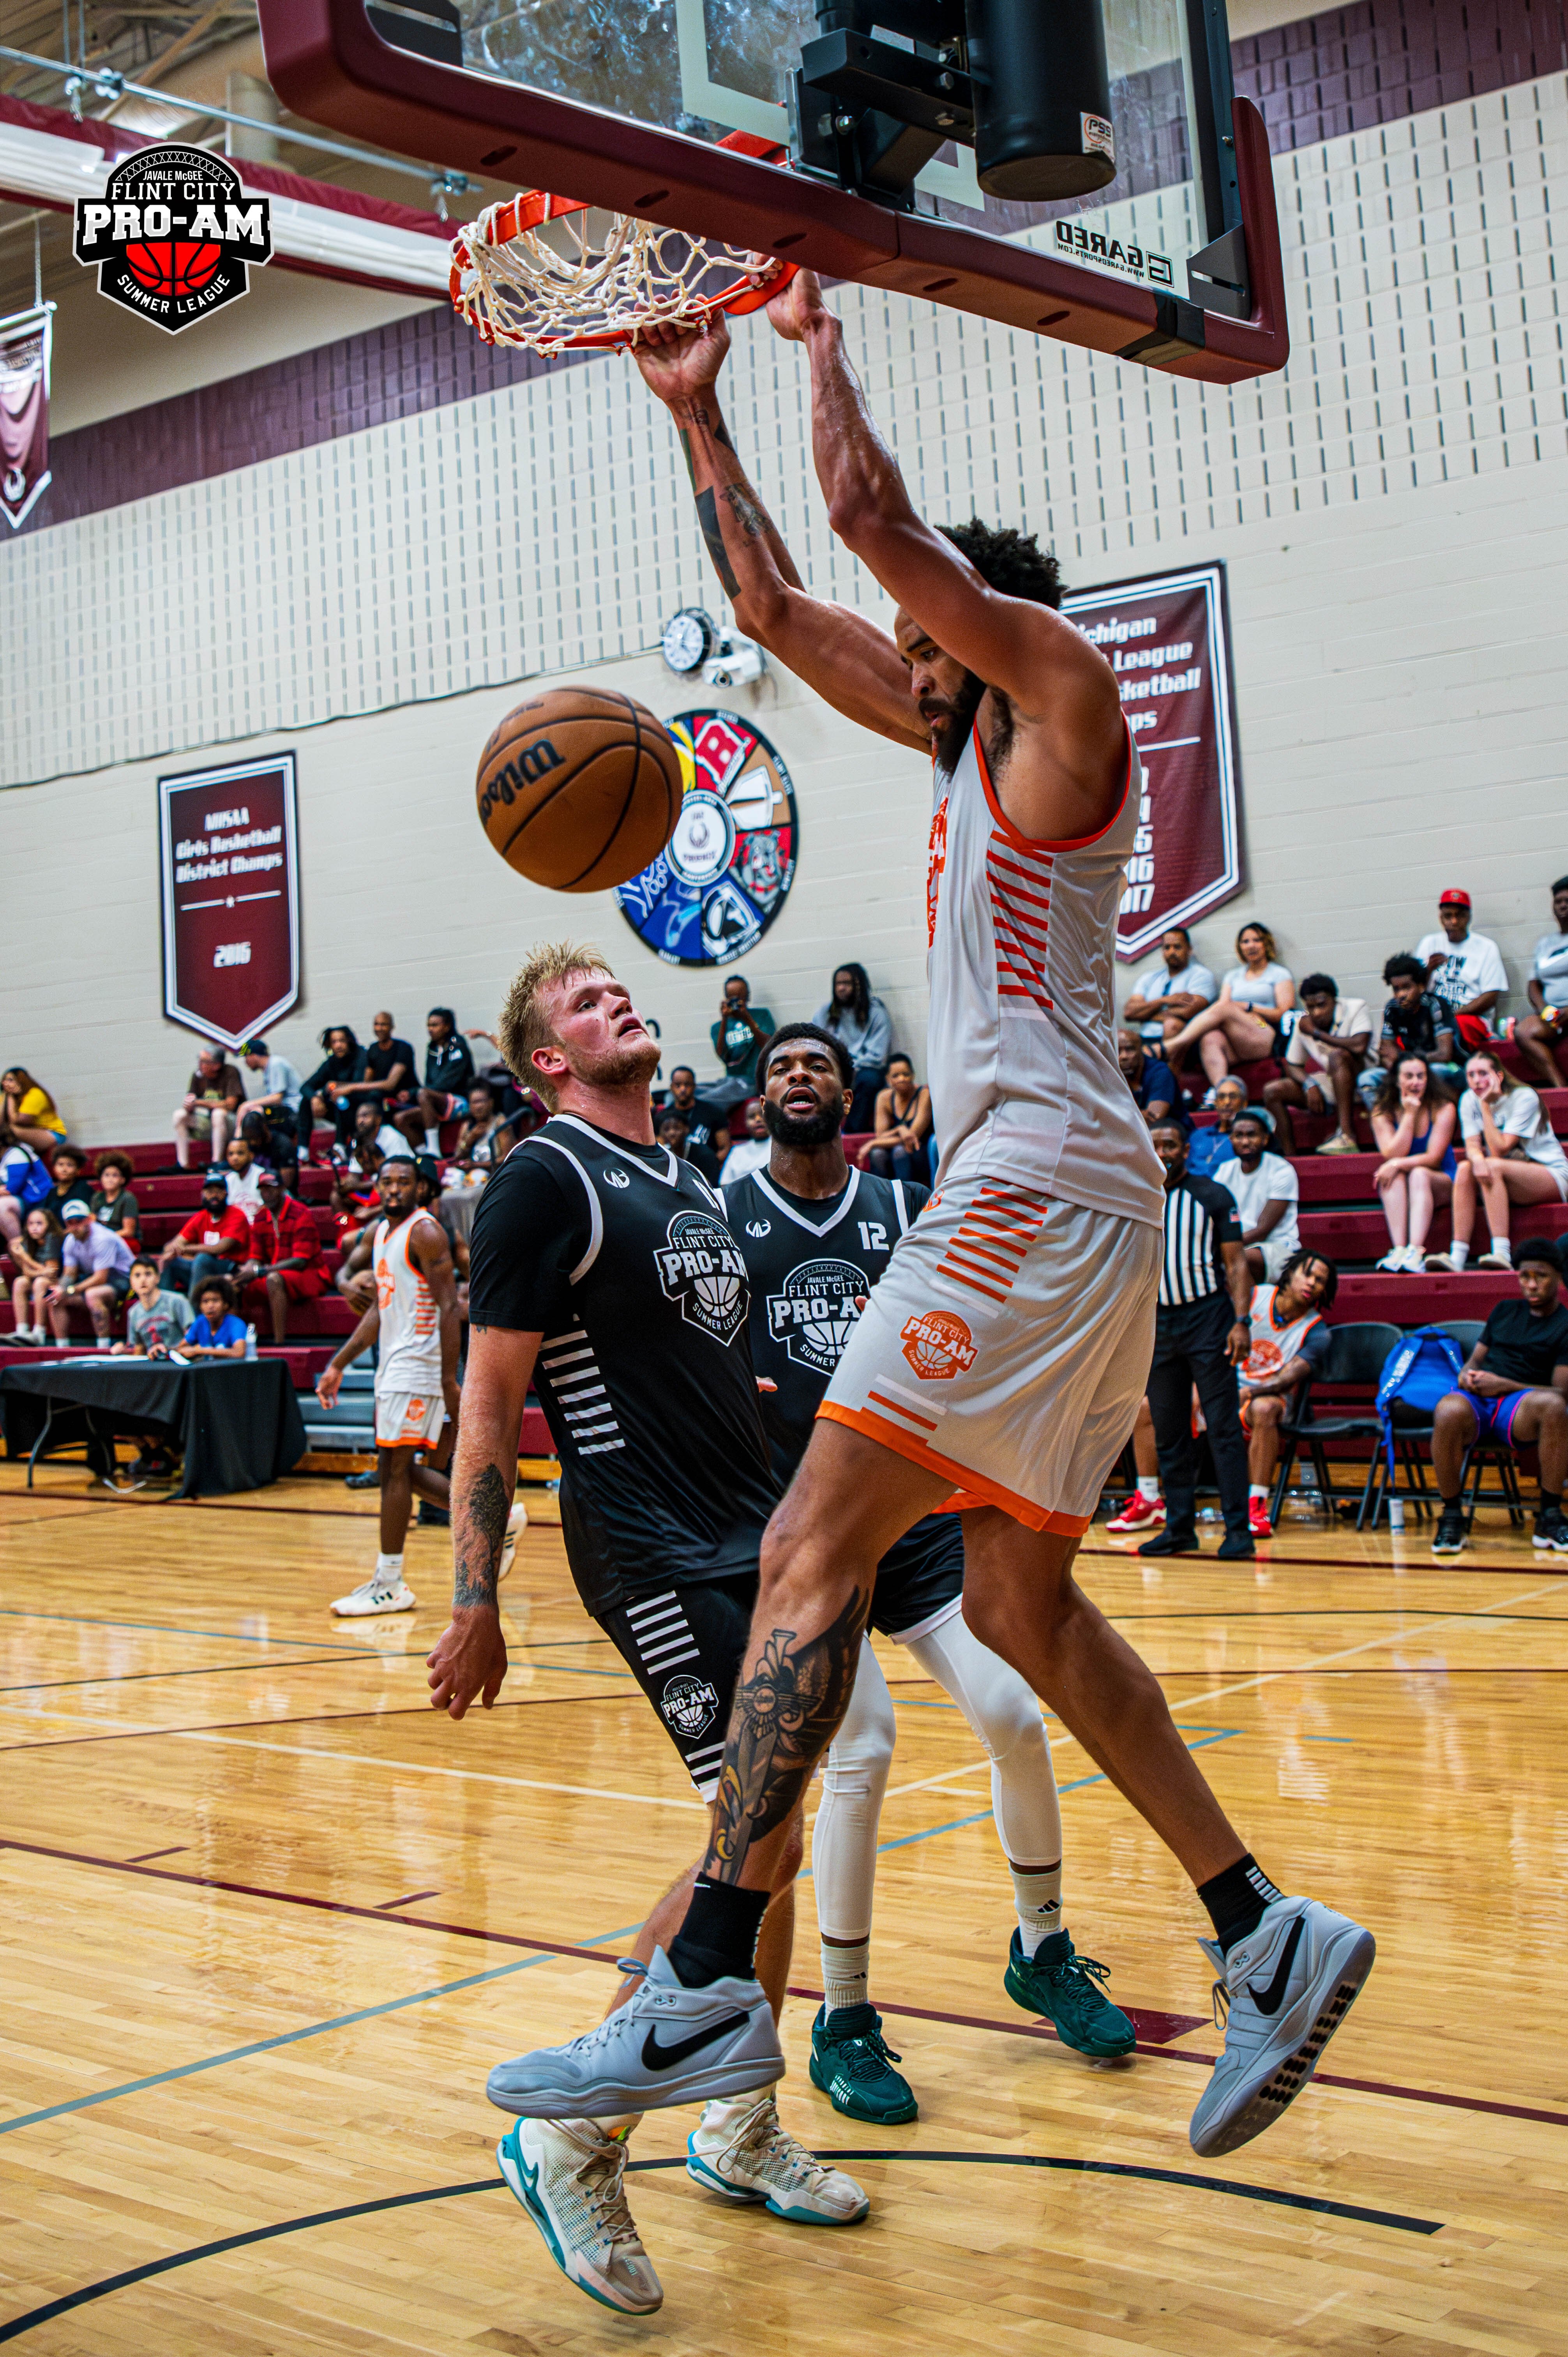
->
[596,1572,757,1802]
[869,1511,965,1642]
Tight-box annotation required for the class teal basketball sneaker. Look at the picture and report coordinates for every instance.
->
[1003,1928,1137,2057]
[809,2002,919,2124]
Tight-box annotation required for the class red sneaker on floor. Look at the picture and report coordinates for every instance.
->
[1107,1493,1165,1534]
[1248,1497,1273,1540]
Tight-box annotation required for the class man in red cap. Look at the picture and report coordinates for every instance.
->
[1416,890,1509,1046]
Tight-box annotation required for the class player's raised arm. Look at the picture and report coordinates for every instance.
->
[770,271,1124,836]
[632,315,925,751]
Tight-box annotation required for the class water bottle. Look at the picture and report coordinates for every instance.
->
[244,1322,259,1361]
[1388,1496,1406,1532]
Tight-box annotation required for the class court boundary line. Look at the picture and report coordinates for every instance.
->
[0,2152,1445,2341]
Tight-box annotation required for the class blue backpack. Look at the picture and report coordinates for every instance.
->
[1375,1327,1466,1473]
[1,1148,53,1207]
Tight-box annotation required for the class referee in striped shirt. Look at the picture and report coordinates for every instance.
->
[1139,1119,1257,1560]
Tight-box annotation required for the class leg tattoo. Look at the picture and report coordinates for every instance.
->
[708,1588,869,1880]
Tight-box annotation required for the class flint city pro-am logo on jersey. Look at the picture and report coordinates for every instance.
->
[655,1209,749,1345]
[660,1673,722,1739]
[767,1259,865,1376]
[901,1308,978,1381]
[74,146,271,333]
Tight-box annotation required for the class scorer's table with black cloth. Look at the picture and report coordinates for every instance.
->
[0,1357,307,1497]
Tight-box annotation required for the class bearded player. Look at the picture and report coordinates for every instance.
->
[470,278,1375,2163]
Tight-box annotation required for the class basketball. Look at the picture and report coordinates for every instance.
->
[475,687,683,892]
[123,239,222,300]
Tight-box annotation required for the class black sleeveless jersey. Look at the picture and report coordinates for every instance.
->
[720,1164,927,1489]
[467,1114,779,1617]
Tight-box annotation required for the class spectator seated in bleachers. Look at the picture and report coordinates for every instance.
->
[7,1205,63,1345]
[183,1274,248,1359]
[815,962,893,1132]
[349,1012,418,1129]
[1162,922,1296,1092]
[223,1134,264,1218]
[858,1051,935,1179]
[172,1044,244,1170]
[304,1027,367,1154]
[341,1097,406,1179]
[1214,1108,1301,1282]
[719,1097,771,1187]
[1416,889,1509,1048]
[1122,925,1218,1055]
[439,1080,516,1246]
[1185,1076,1249,1177]
[1369,1055,1457,1274]
[465,1027,543,1139]
[1429,1240,1568,1558]
[46,1197,134,1350]
[397,1007,475,1156]
[708,974,776,1115]
[1360,954,1458,1108]
[1116,1028,1185,1131]
[1263,972,1372,1155]
[659,1067,728,1163]
[655,1104,719,1184]
[239,1037,304,1176]
[238,1168,327,1345]
[89,1151,141,1248]
[115,1255,194,1357]
[1,1067,69,1163]
[1513,873,1568,1094]
[158,1173,251,1300]
[1235,1249,1337,1540]
[0,1142,90,1251]
[1427,1047,1568,1273]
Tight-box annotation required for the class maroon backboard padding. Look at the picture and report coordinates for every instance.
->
[255,0,1287,380]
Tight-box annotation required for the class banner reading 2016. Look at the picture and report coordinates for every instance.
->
[159,755,300,1047]
[1063,563,1242,961]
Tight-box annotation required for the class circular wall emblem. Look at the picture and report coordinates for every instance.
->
[614,709,798,967]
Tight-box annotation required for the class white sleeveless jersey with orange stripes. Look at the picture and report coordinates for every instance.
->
[373,1210,444,1392]
[924,721,1165,1229]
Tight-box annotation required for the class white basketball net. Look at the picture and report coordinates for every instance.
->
[450,193,793,356]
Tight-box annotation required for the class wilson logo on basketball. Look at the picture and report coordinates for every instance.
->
[655,1209,749,1346]
[476,737,563,827]
[74,146,270,334]
[901,1308,978,1381]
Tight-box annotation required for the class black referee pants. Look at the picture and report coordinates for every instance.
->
[1148,1290,1252,1544]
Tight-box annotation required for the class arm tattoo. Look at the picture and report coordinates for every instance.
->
[695,486,740,599]
[723,482,769,542]
[454,1459,509,1607]
[705,1586,868,1881]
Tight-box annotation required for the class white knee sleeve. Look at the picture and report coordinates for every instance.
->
[903,1610,1061,1869]
[812,1636,897,1942]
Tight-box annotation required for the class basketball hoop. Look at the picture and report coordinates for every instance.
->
[449,132,798,356]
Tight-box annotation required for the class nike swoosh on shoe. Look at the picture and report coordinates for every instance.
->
[641,2011,752,2071]
[1245,1914,1305,2015]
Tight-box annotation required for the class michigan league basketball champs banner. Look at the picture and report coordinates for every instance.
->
[1063,562,1243,961]
[159,756,301,1048]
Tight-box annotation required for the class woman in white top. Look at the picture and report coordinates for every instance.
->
[1427,1046,1568,1272]
[1370,1055,1457,1272]
[1163,922,1296,1092]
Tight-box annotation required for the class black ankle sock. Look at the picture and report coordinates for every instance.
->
[1197,1853,1284,1953]
[667,1876,770,1988]
[1540,1489,1562,1514]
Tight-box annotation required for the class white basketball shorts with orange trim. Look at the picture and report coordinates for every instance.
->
[374,1389,447,1448]
[818,1176,1160,1535]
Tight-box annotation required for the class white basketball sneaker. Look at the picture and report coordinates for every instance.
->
[486,1945,782,2119]
[329,1574,416,1617]
[498,1499,527,1582]
[496,2117,662,2315]
[1188,1894,1375,2157]
[687,2094,869,2224]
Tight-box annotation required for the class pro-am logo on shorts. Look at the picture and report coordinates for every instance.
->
[660,1673,721,1739]
[901,1307,977,1381]
[74,145,270,333]
[655,1209,749,1346]
[767,1259,864,1376]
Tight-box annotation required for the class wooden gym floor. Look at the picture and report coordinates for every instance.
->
[2,1461,1566,2354]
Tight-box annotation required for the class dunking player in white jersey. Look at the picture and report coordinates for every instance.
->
[477,273,1375,2163]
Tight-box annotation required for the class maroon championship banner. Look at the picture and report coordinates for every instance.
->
[159,755,301,1047]
[1063,562,1242,961]
[0,304,53,532]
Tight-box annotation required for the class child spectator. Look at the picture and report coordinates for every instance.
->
[656,1106,719,1184]
[46,1199,134,1349]
[8,1205,62,1345]
[860,1052,936,1177]
[117,1256,195,1356]
[304,1027,367,1152]
[399,1007,475,1154]
[1186,1076,1248,1177]
[1263,972,1372,1154]
[1428,1047,1568,1272]
[184,1274,248,1358]
[173,1045,244,1170]
[1116,1029,1185,1131]
[239,1037,305,1174]
[159,1175,251,1299]
[1214,1109,1301,1281]
[1415,890,1509,1034]
[240,1169,327,1344]
[719,1097,772,1185]
[1122,926,1218,1050]
[814,963,893,1131]
[1,1067,69,1161]
[1162,923,1295,1090]
[223,1134,265,1218]
[90,1151,141,1245]
[1513,874,1568,1094]
[1370,1057,1457,1273]
[708,975,777,1110]
[1360,955,1458,1105]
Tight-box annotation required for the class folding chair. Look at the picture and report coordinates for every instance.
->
[1268,1322,1402,1529]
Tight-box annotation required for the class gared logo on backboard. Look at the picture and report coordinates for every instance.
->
[901,1308,976,1381]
